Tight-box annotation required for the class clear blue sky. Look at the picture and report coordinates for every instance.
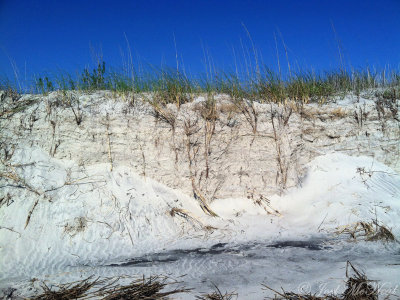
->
[0,0,399,81]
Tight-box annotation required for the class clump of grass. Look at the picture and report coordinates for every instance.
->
[336,220,395,242]
[196,284,237,300]
[99,276,189,300]
[31,276,97,300]
[30,275,190,300]
[150,68,196,107]
[343,261,378,300]
[374,87,399,121]
[3,58,400,108]
[0,79,22,114]
[149,101,177,129]
[0,77,21,100]
[263,262,378,300]
[36,76,54,95]
[0,86,34,119]
[80,61,107,90]
[254,68,286,103]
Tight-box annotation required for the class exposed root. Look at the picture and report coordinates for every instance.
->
[0,164,41,196]
[105,113,113,172]
[0,226,21,237]
[0,161,49,229]
[235,99,258,134]
[247,190,281,216]
[202,98,217,179]
[0,192,13,207]
[170,207,205,229]
[68,94,83,126]
[150,102,176,130]
[0,96,35,119]
[192,179,218,217]
[183,117,218,217]
[270,105,290,190]
[25,199,39,229]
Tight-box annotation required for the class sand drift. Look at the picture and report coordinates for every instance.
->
[0,92,399,298]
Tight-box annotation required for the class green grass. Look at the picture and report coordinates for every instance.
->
[1,61,399,105]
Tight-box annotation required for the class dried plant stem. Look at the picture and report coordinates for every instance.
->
[204,118,215,179]
[237,100,257,134]
[139,143,146,177]
[25,198,39,229]
[271,112,287,189]
[184,119,218,217]
[105,114,113,172]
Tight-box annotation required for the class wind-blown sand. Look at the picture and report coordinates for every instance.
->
[0,91,399,298]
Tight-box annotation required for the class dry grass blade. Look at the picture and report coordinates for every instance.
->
[0,168,41,196]
[264,284,344,300]
[29,275,190,300]
[31,276,98,300]
[336,221,395,242]
[192,182,219,217]
[366,222,395,242]
[183,117,218,217]
[150,102,176,130]
[343,261,378,300]
[263,262,378,300]
[98,276,190,300]
[262,285,339,300]
[170,207,205,229]
[196,283,237,300]
[25,198,39,229]
[235,99,257,134]
[105,113,113,172]
[196,292,235,300]
[0,161,46,229]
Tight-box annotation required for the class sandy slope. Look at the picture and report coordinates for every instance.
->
[0,92,399,298]
[1,91,399,200]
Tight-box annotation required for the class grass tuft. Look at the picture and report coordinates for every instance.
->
[1,60,399,108]
[263,262,378,300]
[30,275,190,300]
[196,284,237,300]
[336,220,395,242]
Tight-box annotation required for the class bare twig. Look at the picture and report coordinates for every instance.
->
[25,198,39,229]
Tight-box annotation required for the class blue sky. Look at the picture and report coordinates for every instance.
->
[0,0,399,82]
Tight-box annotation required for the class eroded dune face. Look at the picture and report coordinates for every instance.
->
[1,91,399,199]
[0,92,399,298]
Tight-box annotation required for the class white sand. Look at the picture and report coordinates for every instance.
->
[0,92,399,298]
